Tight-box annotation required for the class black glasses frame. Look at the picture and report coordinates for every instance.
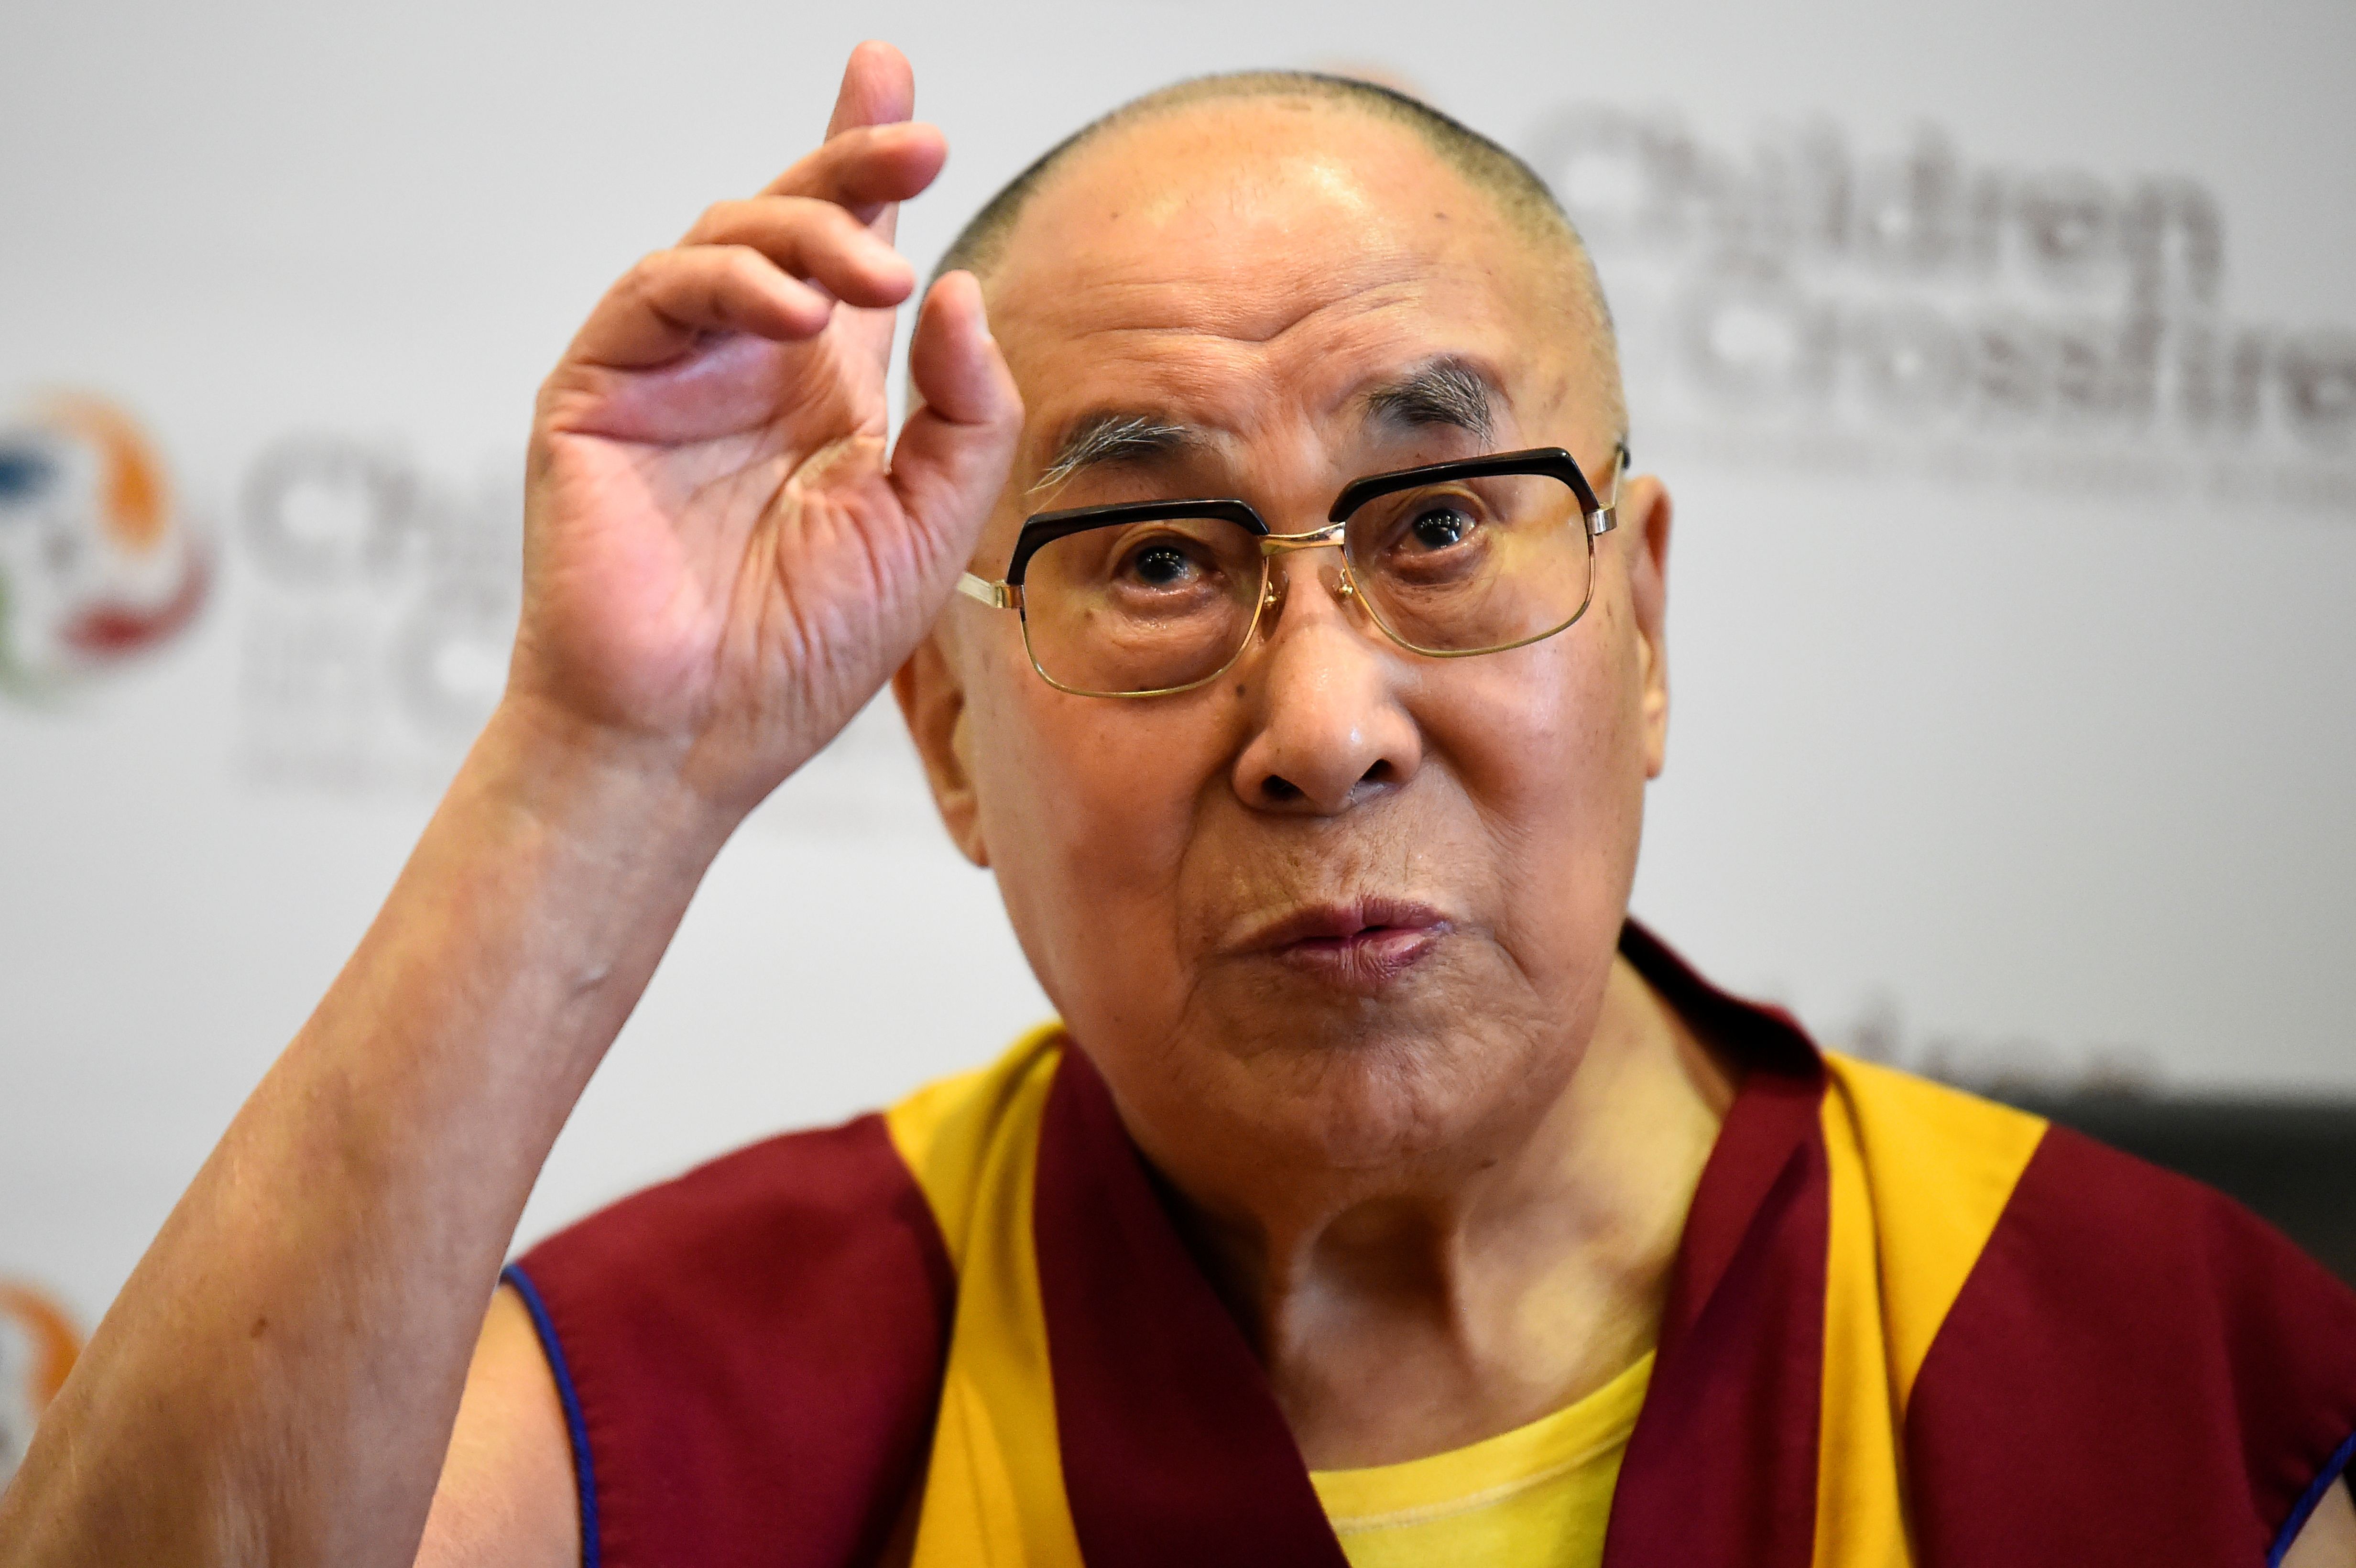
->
[953,442,1630,697]
[998,445,1621,588]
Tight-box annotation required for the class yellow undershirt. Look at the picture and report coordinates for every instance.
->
[1309,1353,1654,1568]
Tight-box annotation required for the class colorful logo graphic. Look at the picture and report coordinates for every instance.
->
[0,393,210,697]
[0,1281,82,1486]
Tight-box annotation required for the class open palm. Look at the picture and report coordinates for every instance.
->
[512,43,1019,817]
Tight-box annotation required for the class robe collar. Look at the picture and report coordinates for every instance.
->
[1030,920,1831,1566]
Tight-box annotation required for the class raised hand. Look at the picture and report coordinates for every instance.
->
[514,41,1021,819]
[0,44,1022,1568]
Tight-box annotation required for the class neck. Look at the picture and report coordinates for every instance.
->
[1158,955,1735,1470]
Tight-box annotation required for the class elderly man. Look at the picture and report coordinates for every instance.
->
[3,41,2353,1568]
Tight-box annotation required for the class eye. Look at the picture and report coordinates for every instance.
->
[1125,541,1199,588]
[1407,504,1473,551]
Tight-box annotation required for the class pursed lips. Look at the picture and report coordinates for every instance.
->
[1235,897,1452,995]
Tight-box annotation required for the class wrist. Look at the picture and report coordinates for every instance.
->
[465,691,743,876]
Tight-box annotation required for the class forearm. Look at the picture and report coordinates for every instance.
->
[0,697,735,1568]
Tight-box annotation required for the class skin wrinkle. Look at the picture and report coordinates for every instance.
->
[1031,272,1432,356]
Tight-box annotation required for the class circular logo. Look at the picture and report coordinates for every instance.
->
[0,1281,82,1485]
[0,393,210,697]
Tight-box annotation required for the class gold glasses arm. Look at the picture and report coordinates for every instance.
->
[957,573,1021,611]
[1585,440,1630,540]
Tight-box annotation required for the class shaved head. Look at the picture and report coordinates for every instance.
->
[935,70,1626,436]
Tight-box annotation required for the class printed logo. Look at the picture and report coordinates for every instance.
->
[229,435,934,829]
[235,437,520,792]
[0,394,210,698]
[1523,110,2356,511]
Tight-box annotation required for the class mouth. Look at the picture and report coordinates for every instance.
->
[1240,898,1452,995]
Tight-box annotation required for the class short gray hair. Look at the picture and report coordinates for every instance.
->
[931,70,1624,431]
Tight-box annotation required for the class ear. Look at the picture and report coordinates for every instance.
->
[1618,474,1672,780]
[892,629,991,866]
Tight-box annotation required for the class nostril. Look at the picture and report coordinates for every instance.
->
[1261,775,1303,804]
[1359,761,1392,786]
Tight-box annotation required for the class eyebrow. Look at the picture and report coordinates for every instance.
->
[1030,356,1500,494]
[1033,411,1202,492]
[1361,358,1498,446]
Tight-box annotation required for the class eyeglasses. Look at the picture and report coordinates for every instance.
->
[956,443,1629,698]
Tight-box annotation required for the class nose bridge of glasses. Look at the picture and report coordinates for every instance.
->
[1254,527,1361,621]
[1258,521,1349,557]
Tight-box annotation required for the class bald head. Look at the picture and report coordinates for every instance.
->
[935,71,1625,436]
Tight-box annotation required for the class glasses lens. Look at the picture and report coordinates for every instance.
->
[1342,472,1592,654]
[1020,514,1264,695]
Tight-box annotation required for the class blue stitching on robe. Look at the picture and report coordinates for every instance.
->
[502,1262,601,1568]
[2269,1427,2356,1568]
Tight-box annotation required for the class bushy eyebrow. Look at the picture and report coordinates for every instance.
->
[1033,412,1201,492]
[1031,358,1496,495]
[1361,358,1498,445]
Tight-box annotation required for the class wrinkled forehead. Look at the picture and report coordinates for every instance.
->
[977,99,1604,487]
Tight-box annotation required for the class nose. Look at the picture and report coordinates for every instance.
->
[1229,549,1424,815]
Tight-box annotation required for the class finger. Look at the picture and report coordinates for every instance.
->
[890,272,1024,551]
[756,121,947,217]
[826,40,914,140]
[568,246,832,370]
[818,41,919,246]
[683,197,916,309]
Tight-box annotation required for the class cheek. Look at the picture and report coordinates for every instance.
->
[1439,601,1651,940]
[969,662,1229,1007]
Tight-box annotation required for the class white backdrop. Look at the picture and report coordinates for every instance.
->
[4,0,2352,1384]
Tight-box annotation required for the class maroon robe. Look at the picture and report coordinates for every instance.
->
[510,926,2356,1565]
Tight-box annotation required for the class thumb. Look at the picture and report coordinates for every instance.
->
[890,270,1024,566]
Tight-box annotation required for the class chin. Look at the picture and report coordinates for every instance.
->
[1198,994,1579,1177]
[1082,937,1602,1188]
